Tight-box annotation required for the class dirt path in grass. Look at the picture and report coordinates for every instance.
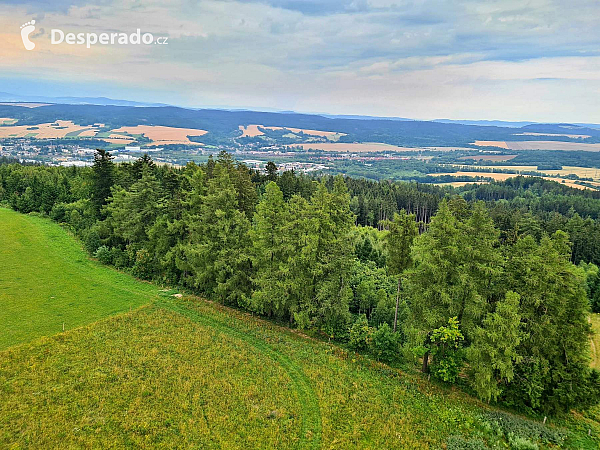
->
[157,298,322,449]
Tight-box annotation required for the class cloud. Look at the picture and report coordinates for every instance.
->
[1,0,600,121]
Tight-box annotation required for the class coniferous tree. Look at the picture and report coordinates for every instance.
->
[250,182,293,320]
[383,209,418,332]
[467,291,523,402]
[91,149,114,216]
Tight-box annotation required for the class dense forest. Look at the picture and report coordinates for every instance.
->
[1,151,599,415]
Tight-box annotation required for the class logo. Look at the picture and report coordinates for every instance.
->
[20,20,36,51]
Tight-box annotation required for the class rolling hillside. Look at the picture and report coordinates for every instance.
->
[0,210,599,448]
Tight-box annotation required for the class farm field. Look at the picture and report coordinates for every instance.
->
[239,124,346,141]
[473,140,600,152]
[111,125,207,146]
[0,120,92,139]
[0,208,158,349]
[0,121,207,146]
[296,142,442,153]
[452,165,600,182]
[1,210,598,448]
[430,171,596,190]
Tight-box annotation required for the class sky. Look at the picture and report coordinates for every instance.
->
[1,0,600,122]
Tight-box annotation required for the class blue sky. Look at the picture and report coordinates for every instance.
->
[2,0,600,122]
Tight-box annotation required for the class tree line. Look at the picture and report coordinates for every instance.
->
[1,150,599,414]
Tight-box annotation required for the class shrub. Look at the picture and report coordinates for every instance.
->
[50,203,67,222]
[110,247,130,269]
[369,323,399,363]
[94,245,112,265]
[132,248,155,280]
[429,317,464,383]
[349,315,373,351]
[507,433,538,450]
[82,228,102,254]
[446,435,488,450]
[480,411,566,446]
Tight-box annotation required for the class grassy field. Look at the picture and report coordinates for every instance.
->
[0,208,158,349]
[1,210,599,448]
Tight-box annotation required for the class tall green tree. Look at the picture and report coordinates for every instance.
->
[383,209,418,332]
[467,291,523,402]
[91,149,115,217]
[250,182,294,321]
[181,164,252,306]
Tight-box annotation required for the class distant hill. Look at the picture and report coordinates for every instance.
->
[1,102,600,148]
[0,92,166,107]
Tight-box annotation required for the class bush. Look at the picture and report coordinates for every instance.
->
[429,317,464,384]
[369,323,399,363]
[82,229,102,254]
[132,248,155,280]
[446,435,488,450]
[349,315,373,351]
[50,203,67,222]
[480,411,566,446]
[94,245,112,265]
[507,433,538,450]
[110,247,130,269]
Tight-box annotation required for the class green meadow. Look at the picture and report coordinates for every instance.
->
[0,208,157,349]
[1,209,599,448]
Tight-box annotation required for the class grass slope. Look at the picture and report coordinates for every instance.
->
[0,208,158,349]
[592,314,600,370]
[1,210,599,448]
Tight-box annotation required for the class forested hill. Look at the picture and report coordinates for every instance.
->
[3,103,600,146]
[1,152,600,420]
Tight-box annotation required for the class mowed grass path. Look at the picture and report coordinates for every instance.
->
[0,208,158,349]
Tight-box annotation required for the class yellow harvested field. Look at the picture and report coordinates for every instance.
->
[514,132,591,139]
[111,125,208,145]
[295,142,445,153]
[239,124,346,141]
[0,120,91,139]
[472,140,509,149]
[452,165,600,182]
[432,181,489,187]
[145,140,202,147]
[507,141,600,151]
[0,102,50,108]
[474,140,600,152]
[79,129,99,137]
[239,125,264,137]
[432,171,597,191]
[263,126,346,140]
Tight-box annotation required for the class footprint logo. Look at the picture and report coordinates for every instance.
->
[20,20,36,51]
